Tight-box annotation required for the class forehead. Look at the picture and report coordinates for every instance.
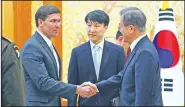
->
[87,20,102,25]
[46,13,61,19]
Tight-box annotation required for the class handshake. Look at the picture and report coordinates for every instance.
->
[76,82,99,98]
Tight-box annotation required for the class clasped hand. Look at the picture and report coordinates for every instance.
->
[76,82,98,98]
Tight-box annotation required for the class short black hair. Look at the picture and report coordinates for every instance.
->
[35,4,60,27]
[85,10,109,26]
[116,30,123,40]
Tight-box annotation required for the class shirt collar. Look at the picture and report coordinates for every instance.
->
[37,29,52,47]
[130,34,146,52]
[90,39,104,50]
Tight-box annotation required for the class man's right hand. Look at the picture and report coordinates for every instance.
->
[76,84,97,98]
[81,82,99,92]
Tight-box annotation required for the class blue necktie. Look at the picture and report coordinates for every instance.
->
[93,45,101,80]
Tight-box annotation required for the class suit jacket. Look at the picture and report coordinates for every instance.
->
[21,31,77,106]
[67,40,125,106]
[96,36,163,106]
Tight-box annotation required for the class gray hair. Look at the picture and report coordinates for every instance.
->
[120,7,146,32]
[35,4,60,27]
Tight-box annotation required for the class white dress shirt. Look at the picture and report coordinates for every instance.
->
[90,40,104,79]
[130,34,146,52]
[37,29,60,78]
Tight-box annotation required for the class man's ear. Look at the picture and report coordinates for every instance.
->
[118,36,123,42]
[38,19,44,27]
[128,25,135,33]
[104,25,108,30]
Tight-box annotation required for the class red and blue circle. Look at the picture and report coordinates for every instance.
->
[153,30,180,68]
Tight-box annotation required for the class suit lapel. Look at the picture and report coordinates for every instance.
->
[35,32,59,79]
[121,51,136,81]
[53,46,61,80]
[98,40,111,81]
[120,36,149,82]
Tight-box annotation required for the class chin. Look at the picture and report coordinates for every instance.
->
[89,37,95,41]
[52,34,58,37]
[90,39,97,42]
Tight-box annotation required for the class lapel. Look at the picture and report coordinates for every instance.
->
[98,40,111,81]
[34,31,59,79]
[83,41,98,82]
[120,36,149,82]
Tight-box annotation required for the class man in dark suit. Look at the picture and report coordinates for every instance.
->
[81,7,163,106]
[21,5,96,106]
[67,10,126,106]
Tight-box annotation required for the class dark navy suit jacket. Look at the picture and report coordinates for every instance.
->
[21,31,77,106]
[68,40,125,106]
[96,36,163,106]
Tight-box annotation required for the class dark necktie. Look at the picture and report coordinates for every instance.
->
[125,47,131,62]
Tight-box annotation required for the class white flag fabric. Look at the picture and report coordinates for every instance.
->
[152,1,184,106]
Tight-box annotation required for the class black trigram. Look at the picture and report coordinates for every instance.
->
[161,78,173,92]
[158,8,174,21]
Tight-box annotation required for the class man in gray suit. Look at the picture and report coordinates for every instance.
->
[21,4,96,106]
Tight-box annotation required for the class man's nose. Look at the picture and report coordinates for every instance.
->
[89,26,96,32]
[56,21,61,28]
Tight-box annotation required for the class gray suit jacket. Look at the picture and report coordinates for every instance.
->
[21,31,77,106]
[97,36,163,106]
